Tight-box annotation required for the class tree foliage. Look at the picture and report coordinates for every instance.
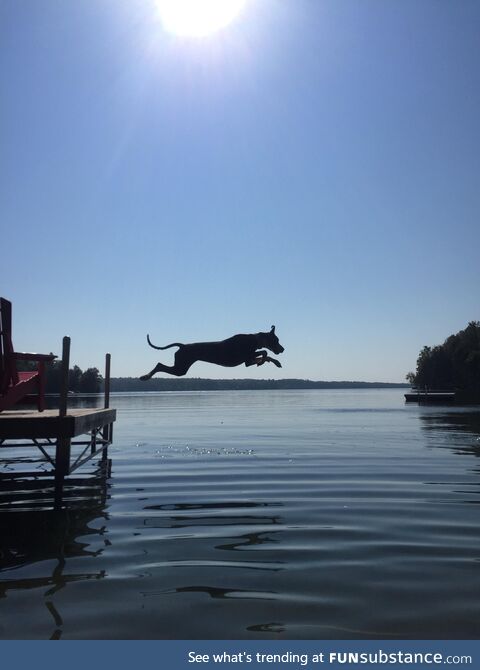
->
[45,360,102,394]
[406,321,480,393]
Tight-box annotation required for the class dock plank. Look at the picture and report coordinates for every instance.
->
[0,408,116,440]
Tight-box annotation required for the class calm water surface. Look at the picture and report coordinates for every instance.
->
[1,389,480,639]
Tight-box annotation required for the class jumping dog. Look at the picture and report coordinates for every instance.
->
[140,326,284,379]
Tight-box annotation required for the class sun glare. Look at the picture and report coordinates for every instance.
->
[156,0,247,37]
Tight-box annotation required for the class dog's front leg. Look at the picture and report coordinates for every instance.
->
[255,351,268,366]
[265,356,282,368]
[244,351,266,367]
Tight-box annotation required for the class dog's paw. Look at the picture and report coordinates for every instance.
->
[139,374,151,381]
[273,360,282,368]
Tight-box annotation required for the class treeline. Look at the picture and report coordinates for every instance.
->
[18,358,102,393]
[109,377,407,392]
[406,321,480,395]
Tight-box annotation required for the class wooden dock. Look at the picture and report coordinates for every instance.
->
[0,336,116,507]
[0,408,116,440]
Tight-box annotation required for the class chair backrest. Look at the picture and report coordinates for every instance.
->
[0,298,17,393]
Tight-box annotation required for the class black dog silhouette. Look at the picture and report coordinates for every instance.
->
[140,325,284,379]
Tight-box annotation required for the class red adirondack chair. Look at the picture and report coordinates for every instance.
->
[0,298,56,412]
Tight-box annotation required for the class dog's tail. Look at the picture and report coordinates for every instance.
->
[146,334,183,350]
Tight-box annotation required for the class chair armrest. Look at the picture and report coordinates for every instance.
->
[11,352,57,362]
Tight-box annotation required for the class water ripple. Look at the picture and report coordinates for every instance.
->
[2,390,480,639]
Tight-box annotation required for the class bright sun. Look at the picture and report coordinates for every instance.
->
[156,0,247,37]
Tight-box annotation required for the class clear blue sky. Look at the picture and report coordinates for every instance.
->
[1,0,479,381]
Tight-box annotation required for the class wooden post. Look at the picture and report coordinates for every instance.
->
[104,353,111,409]
[59,336,70,418]
[102,353,112,457]
[55,336,71,506]
[54,436,71,509]
[55,438,71,479]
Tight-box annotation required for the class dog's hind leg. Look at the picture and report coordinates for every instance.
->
[140,352,193,379]
[140,362,191,379]
[140,362,171,380]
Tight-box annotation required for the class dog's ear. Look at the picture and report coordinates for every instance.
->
[270,325,275,333]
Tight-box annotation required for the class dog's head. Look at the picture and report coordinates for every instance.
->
[261,325,284,355]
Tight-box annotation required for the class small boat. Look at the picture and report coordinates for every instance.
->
[404,389,455,403]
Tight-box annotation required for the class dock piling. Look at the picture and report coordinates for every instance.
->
[102,353,112,456]
[59,336,70,418]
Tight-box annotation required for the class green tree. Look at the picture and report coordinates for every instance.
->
[45,359,62,393]
[68,365,82,393]
[45,361,102,393]
[407,322,480,394]
[79,367,102,393]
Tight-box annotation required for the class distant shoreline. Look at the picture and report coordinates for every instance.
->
[108,378,408,392]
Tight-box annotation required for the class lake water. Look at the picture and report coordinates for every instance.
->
[1,389,480,640]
